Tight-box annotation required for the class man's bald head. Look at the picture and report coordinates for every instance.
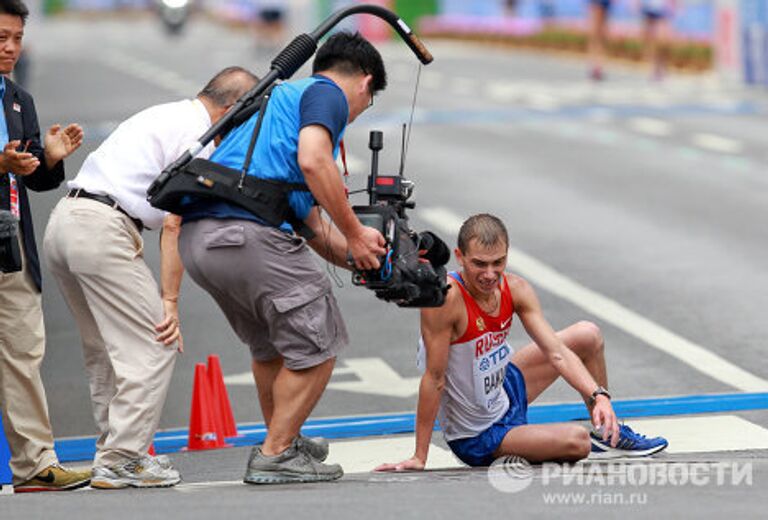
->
[198,66,259,109]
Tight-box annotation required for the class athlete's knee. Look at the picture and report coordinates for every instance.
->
[564,426,591,461]
[576,320,604,356]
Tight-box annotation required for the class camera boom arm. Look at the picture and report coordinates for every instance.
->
[147,4,433,201]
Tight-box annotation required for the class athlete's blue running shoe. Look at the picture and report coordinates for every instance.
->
[590,424,668,459]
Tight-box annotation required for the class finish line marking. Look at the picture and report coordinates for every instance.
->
[418,206,768,393]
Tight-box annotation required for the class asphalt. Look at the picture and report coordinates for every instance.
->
[1,11,767,518]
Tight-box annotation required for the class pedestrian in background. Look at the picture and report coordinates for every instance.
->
[639,0,675,81]
[587,0,612,81]
[0,0,90,493]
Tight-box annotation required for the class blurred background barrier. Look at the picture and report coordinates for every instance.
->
[34,0,768,83]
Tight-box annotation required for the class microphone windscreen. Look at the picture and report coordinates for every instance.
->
[418,231,450,267]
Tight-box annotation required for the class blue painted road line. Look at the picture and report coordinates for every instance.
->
[51,392,768,463]
[1,416,13,485]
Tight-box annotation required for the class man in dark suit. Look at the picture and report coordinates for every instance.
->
[0,0,90,492]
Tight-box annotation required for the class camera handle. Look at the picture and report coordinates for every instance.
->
[147,4,433,201]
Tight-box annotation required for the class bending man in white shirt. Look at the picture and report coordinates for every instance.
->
[43,66,258,489]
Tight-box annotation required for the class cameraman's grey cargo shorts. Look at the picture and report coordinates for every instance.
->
[179,219,348,370]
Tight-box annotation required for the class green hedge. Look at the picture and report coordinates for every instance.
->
[426,27,713,71]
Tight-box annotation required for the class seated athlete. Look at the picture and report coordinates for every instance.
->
[376,213,667,470]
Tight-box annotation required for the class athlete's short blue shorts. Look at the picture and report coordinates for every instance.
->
[447,363,528,467]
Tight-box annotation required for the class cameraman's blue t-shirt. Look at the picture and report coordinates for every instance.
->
[181,75,348,229]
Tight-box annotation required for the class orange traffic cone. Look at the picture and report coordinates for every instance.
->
[207,355,239,438]
[148,444,156,456]
[187,363,226,450]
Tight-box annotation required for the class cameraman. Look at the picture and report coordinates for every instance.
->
[176,31,387,484]
[43,66,258,489]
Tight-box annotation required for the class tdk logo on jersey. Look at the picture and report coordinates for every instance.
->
[478,344,510,372]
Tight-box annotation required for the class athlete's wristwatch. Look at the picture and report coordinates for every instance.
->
[589,386,611,406]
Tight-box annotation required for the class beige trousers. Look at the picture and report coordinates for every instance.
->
[0,231,58,484]
[43,197,177,467]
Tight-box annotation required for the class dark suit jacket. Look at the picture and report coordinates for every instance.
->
[1,78,65,292]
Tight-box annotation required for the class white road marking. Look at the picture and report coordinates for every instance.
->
[326,358,421,398]
[136,415,768,492]
[420,71,444,90]
[587,108,615,123]
[620,415,768,454]
[628,117,672,137]
[339,153,367,176]
[486,81,523,102]
[226,357,421,398]
[450,77,475,96]
[223,371,254,385]
[97,49,198,97]
[326,436,459,473]
[175,480,245,493]
[419,206,768,392]
[526,93,561,112]
[691,133,744,154]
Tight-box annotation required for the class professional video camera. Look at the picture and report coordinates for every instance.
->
[0,210,22,273]
[351,130,449,307]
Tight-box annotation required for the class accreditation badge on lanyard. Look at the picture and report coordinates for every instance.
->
[8,173,20,218]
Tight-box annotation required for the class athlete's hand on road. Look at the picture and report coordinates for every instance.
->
[374,456,425,472]
[44,123,84,164]
[591,395,619,447]
[156,299,184,352]
[1,140,40,175]
[347,225,386,270]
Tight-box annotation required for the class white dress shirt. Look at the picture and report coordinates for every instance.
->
[69,98,214,230]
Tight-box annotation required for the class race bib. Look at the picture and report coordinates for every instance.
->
[472,331,511,410]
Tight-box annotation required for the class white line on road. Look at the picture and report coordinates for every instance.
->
[691,133,744,154]
[134,415,768,492]
[419,206,768,392]
[628,117,672,137]
[97,49,199,97]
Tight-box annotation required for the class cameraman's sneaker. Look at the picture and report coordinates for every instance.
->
[590,424,668,459]
[297,435,329,461]
[14,464,91,493]
[91,456,181,489]
[244,439,343,484]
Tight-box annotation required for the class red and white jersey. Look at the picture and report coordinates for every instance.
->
[418,272,515,441]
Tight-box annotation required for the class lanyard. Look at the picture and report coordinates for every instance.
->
[8,173,19,218]
[339,139,349,198]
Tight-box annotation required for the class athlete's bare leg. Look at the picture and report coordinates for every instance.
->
[493,423,591,463]
[512,320,607,407]
[493,321,606,462]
